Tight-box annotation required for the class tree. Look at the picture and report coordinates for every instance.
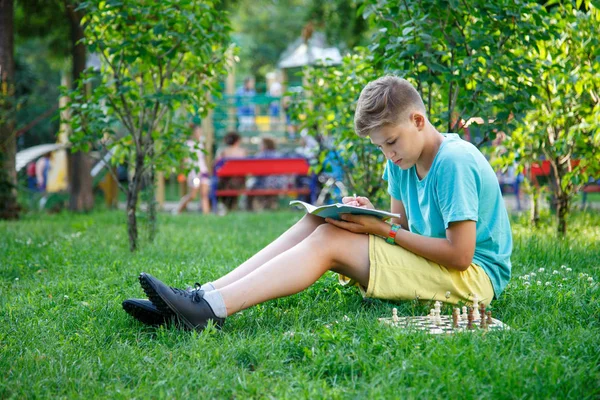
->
[65,1,94,212]
[66,0,232,251]
[499,1,600,236]
[361,0,549,145]
[0,0,19,220]
[15,0,94,212]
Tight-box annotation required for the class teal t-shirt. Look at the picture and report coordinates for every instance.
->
[382,134,512,298]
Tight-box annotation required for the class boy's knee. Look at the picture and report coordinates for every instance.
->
[309,223,346,244]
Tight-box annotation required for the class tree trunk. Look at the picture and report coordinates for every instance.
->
[556,193,569,237]
[144,165,157,242]
[140,132,157,242]
[530,188,540,228]
[0,0,19,220]
[126,151,145,252]
[66,2,94,212]
[554,159,571,237]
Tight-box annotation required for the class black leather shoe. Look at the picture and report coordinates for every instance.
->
[138,272,225,332]
[122,298,169,326]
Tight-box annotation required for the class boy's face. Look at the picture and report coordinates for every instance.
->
[369,113,425,170]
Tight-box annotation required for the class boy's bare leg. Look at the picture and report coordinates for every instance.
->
[218,224,370,315]
[210,214,326,288]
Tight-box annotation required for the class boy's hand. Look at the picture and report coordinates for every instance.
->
[341,196,375,209]
[325,214,388,236]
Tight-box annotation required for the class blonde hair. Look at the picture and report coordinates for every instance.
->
[354,76,426,137]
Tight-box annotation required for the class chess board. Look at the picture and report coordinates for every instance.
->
[378,315,510,335]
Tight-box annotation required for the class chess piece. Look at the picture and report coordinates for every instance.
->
[479,309,487,329]
[461,306,468,321]
[434,301,442,325]
[452,308,460,328]
[392,308,399,323]
[479,303,486,322]
[472,294,480,321]
[467,307,474,329]
[486,310,493,325]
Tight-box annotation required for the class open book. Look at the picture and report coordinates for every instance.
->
[290,200,401,221]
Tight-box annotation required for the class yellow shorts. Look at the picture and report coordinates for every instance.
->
[339,235,494,305]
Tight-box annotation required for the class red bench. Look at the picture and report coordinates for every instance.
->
[210,157,317,211]
[526,160,600,205]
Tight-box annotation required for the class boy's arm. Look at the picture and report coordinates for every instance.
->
[327,214,476,271]
[390,198,408,230]
[392,219,476,271]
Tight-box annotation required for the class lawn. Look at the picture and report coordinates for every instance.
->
[1,210,599,398]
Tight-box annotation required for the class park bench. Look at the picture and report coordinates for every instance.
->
[210,157,318,211]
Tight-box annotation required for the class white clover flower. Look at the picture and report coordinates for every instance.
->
[64,295,69,299]
[558,284,563,288]
[561,265,567,269]
[524,281,531,286]
[566,268,572,272]
[538,268,545,273]
[531,272,537,277]
[537,281,542,285]
[14,277,19,281]
[588,277,594,282]
[563,278,568,281]
[545,282,551,286]
[553,270,559,275]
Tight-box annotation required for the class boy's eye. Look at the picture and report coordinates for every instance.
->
[386,140,396,145]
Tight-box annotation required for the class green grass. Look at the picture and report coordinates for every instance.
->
[1,210,599,398]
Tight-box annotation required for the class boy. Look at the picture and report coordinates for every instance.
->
[123,76,512,331]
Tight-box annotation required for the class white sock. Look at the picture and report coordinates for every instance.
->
[200,282,216,292]
[203,289,227,318]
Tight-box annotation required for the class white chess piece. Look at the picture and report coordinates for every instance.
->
[462,306,468,321]
[472,294,480,321]
[433,301,442,325]
[392,308,399,323]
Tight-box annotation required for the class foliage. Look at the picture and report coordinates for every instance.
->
[229,0,369,81]
[14,0,71,60]
[361,0,550,145]
[497,2,600,236]
[13,37,62,148]
[305,0,369,52]
[0,210,599,398]
[290,49,388,206]
[64,0,233,251]
[230,0,310,78]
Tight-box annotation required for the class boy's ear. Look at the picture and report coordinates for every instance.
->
[411,112,426,130]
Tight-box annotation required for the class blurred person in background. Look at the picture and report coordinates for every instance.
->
[173,125,210,215]
[216,131,247,211]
